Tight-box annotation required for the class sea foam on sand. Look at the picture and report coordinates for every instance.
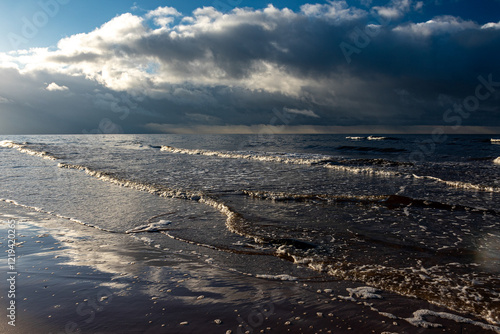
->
[126,221,172,233]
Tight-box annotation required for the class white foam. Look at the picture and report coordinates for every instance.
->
[161,145,407,179]
[412,174,500,192]
[367,136,387,140]
[0,140,14,147]
[404,309,500,333]
[379,312,398,319]
[255,274,298,281]
[494,157,500,165]
[0,140,58,160]
[346,286,383,300]
[325,163,400,177]
[404,309,443,328]
[491,139,500,144]
[126,221,172,233]
[368,299,500,332]
[160,145,327,165]
[346,136,365,140]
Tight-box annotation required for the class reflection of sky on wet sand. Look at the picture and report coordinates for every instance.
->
[0,208,146,293]
[34,217,286,304]
[3,204,500,333]
[0,206,268,306]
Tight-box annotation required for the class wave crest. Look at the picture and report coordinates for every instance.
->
[0,140,58,160]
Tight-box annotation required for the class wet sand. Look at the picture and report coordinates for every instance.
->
[0,201,498,334]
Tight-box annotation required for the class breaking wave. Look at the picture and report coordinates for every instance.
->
[412,174,500,192]
[346,136,400,141]
[2,139,499,325]
[161,145,500,192]
[0,140,58,160]
[160,145,330,165]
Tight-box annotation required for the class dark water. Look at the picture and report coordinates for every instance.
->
[1,134,499,325]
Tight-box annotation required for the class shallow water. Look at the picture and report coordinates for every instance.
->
[1,134,499,325]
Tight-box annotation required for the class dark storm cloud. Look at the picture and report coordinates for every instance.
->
[1,1,499,134]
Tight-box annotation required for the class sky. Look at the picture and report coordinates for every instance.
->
[0,0,499,134]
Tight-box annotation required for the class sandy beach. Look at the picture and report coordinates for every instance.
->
[1,200,498,334]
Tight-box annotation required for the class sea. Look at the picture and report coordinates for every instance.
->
[1,134,499,326]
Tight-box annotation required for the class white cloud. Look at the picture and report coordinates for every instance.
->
[46,82,69,91]
[0,5,492,102]
[0,2,499,134]
[481,21,500,29]
[283,107,320,118]
[146,6,181,18]
[146,6,181,27]
[55,13,146,55]
[393,16,477,37]
[373,0,412,20]
[7,6,336,98]
[301,0,367,22]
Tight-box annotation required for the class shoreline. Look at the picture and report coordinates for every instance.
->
[0,201,498,334]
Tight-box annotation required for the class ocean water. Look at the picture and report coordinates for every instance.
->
[1,134,499,325]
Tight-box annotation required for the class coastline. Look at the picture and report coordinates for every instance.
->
[0,200,498,334]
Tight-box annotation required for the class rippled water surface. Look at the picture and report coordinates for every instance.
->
[1,134,499,325]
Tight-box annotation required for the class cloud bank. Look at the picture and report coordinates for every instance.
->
[0,1,499,134]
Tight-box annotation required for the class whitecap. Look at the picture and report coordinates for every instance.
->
[346,286,383,300]
[0,140,57,160]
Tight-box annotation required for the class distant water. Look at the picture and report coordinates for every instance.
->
[1,134,499,325]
